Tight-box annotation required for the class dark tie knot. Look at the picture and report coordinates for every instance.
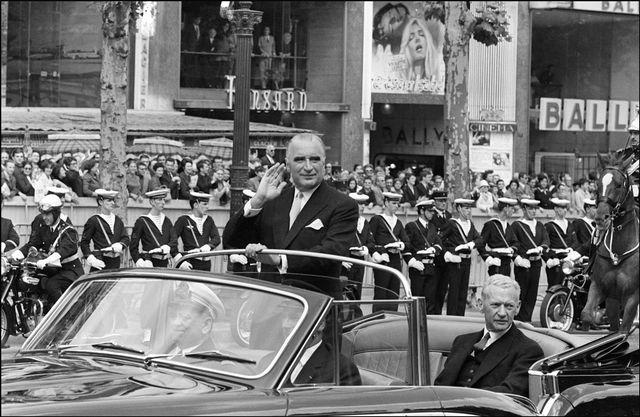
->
[473,333,491,353]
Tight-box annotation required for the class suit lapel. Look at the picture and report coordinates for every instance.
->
[471,327,515,386]
[283,183,328,248]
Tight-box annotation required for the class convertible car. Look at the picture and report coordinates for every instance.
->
[1,250,638,416]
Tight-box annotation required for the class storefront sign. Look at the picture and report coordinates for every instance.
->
[538,97,638,131]
[370,1,445,95]
[225,75,307,112]
[572,1,639,14]
[370,118,445,157]
[468,122,517,133]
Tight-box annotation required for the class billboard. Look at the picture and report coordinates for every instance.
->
[371,2,445,95]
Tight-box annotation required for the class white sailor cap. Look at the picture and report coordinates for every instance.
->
[242,189,256,199]
[519,197,540,207]
[415,199,435,209]
[145,188,169,199]
[497,197,518,206]
[550,197,571,207]
[190,190,212,201]
[349,193,369,203]
[46,186,69,196]
[382,192,403,201]
[454,198,475,207]
[95,189,119,199]
[173,282,225,320]
[583,198,597,206]
[39,194,63,212]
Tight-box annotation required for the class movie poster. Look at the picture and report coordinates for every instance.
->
[469,132,513,181]
[371,2,445,95]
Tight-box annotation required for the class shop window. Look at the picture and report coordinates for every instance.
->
[180,1,307,90]
[6,1,109,108]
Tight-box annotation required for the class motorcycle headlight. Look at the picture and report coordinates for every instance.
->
[562,260,574,275]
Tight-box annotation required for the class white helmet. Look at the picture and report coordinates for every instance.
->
[628,114,639,132]
[39,194,63,213]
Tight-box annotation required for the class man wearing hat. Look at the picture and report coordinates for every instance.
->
[11,194,83,308]
[510,197,550,322]
[404,199,442,311]
[369,191,410,312]
[173,191,221,271]
[130,188,178,268]
[342,193,375,300]
[44,186,73,225]
[544,198,581,288]
[80,189,130,271]
[477,197,518,277]
[431,190,451,314]
[441,198,480,316]
[571,198,597,257]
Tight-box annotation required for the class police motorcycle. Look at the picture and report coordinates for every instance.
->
[539,255,608,331]
[1,248,58,347]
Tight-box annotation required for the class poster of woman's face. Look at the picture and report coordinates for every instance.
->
[372,2,445,95]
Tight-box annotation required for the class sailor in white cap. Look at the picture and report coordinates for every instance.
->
[173,191,221,271]
[571,198,597,257]
[477,197,518,278]
[130,188,178,268]
[404,199,442,311]
[12,194,83,308]
[430,190,451,315]
[440,198,480,316]
[510,197,550,322]
[369,191,410,312]
[342,193,375,300]
[544,198,581,288]
[79,189,130,271]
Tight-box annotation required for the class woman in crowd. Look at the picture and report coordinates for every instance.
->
[347,177,359,195]
[504,179,523,200]
[82,159,101,198]
[34,160,66,203]
[125,158,143,202]
[534,174,554,209]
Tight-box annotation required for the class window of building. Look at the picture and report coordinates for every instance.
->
[180,1,308,90]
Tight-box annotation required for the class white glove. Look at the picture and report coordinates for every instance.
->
[11,250,25,261]
[371,252,384,263]
[514,256,531,269]
[87,254,106,270]
[109,242,124,254]
[486,256,501,267]
[566,250,581,262]
[526,246,543,255]
[229,254,248,265]
[444,252,462,263]
[149,245,171,255]
[1,242,5,254]
[381,253,390,263]
[385,241,404,251]
[143,260,154,268]
[425,247,436,255]
[36,253,61,269]
[199,244,212,252]
[179,261,193,270]
[408,258,425,271]
[350,246,369,257]
[136,258,154,268]
[342,261,353,270]
[466,241,476,250]
[546,258,560,268]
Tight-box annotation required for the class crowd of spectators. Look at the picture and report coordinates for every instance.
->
[1,146,602,216]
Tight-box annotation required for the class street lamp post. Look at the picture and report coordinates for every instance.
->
[229,1,262,215]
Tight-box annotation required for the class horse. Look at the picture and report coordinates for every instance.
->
[581,153,639,333]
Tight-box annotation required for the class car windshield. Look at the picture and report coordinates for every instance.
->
[20,277,306,379]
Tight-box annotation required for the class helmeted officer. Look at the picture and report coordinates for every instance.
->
[174,191,221,271]
[130,188,178,268]
[431,190,452,314]
[511,197,549,322]
[544,198,581,288]
[477,197,518,277]
[80,189,130,271]
[571,198,597,257]
[404,199,442,312]
[11,194,84,308]
[342,193,375,300]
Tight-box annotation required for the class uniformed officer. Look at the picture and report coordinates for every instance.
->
[477,197,518,277]
[369,192,410,312]
[225,189,259,276]
[45,186,73,225]
[441,198,480,316]
[11,194,84,308]
[431,190,452,314]
[1,194,20,255]
[342,193,375,300]
[404,199,443,312]
[173,191,221,271]
[510,197,550,322]
[80,189,130,272]
[130,188,178,268]
[571,198,597,257]
[544,198,581,288]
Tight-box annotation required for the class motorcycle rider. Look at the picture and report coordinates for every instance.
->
[11,194,83,307]
[510,197,549,322]
[477,197,518,277]
[1,194,20,255]
[544,198,581,288]
[80,189,130,271]
[571,198,597,257]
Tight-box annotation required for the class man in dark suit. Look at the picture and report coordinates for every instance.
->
[259,144,278,169]
[431,191,452,314]
[435,275,544,396]
[224,133,358,299]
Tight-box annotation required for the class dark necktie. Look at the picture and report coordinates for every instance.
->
[473,333,491,354]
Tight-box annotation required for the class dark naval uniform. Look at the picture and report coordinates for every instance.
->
[130,214,178,267]
[174,214,221,271]
[345,217,375,300]
[404,218,442,312]
[19,216,83,306]
[431,206,452,314]
[1,217,20,252]
[369,214,410,312]
[441,218,480,316]
[80,214,130,271]
[571,217,595,257]
[544,220,576,288]
[511,219,550,322]
[477,218,517,277]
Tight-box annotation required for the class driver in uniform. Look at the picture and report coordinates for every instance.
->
[11,194,83,307]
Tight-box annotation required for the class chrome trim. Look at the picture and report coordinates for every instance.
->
[540,393,562,416]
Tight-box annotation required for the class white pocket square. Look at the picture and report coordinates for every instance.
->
[306,219,324,230]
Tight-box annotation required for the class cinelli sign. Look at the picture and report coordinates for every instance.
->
[225,75,307,112]
[538,97,639,131]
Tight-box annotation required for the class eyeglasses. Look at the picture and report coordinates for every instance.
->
[24,167,32,171]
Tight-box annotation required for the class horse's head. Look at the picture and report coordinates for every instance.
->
[595,154,633,226]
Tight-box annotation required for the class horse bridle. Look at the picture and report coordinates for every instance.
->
[599,166,631,220]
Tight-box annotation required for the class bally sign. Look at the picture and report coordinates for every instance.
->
[225,75,307,112]
[539,98,639,132]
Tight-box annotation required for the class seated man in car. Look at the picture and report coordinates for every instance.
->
[434,275,544,396]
